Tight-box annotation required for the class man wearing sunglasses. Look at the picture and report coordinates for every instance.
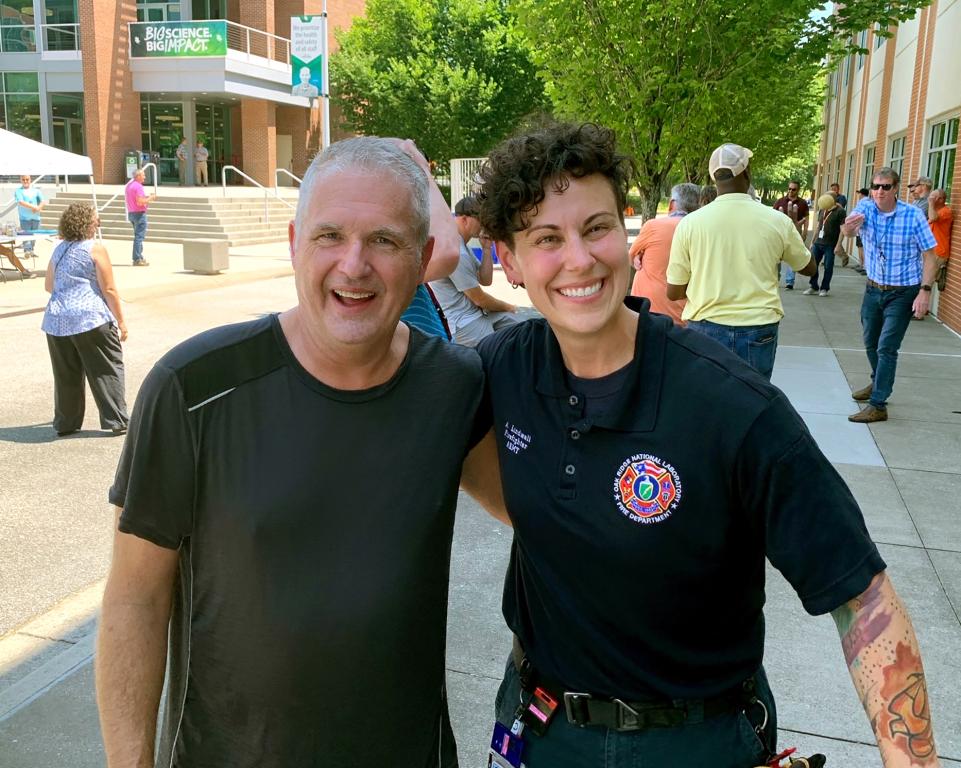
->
[773,181,809,289]
[841,168,938,423]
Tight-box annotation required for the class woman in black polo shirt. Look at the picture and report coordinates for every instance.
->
[462,123,938,768]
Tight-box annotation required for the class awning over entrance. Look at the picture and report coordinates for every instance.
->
[128,20,311,107]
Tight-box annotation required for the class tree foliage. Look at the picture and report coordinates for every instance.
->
[512,0,932,218]
[330,0,549,166]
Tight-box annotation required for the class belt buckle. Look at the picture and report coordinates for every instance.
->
[563,692,591,726]
[612,698,641,730]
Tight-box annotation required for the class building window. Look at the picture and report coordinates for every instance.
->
[43,0,80,51]
[0,72,41,141]
[0,4,36,53]
[137,1,182,22]
[862,146,876,188]
[856,30,867,70]
[926,117,958,196]
[843,55,851,86]
[888,136,905,180]
[875,25,885,49]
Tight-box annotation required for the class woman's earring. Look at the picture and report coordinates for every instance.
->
[510,281,519,290]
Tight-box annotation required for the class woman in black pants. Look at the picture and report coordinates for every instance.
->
[41,203,128,436]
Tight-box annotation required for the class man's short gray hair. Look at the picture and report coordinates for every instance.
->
[295,137,431,250]
[670,183,701,214]
[873,166,900,187]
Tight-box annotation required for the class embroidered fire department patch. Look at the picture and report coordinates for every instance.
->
[613,454,682,524]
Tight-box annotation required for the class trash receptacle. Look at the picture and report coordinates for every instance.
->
[124,150,139,180]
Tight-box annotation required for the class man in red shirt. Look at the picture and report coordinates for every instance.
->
[929,189,952,299]
[773,180,809,289]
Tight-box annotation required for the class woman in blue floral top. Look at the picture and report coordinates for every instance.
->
[41,203,128,437]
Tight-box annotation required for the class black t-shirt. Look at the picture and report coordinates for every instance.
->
[109,314,485,768]
[816,206,847,247]
[477,298,884,700]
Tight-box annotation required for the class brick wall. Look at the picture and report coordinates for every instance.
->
[240,100,277,186]
[903,3,938,196]
[78,0,141,183]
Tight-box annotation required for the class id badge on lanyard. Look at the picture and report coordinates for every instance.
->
[487,686,560,768]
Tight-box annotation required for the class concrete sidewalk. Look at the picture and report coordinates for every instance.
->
[1,261,960,767]
[0,235,293,319]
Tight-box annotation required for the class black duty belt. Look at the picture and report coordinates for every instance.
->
[511,636,756,732]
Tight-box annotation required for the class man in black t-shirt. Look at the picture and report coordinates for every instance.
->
[96,138,502,768]
[804,192,846,296]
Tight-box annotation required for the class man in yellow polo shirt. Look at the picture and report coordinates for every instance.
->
[666,143,815,380]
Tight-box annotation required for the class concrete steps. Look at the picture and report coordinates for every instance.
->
[40,192,294,246]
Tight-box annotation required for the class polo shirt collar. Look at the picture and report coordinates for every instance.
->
[534,296,664,433]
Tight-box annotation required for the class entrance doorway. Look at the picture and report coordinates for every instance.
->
[140,101,184,184]
[195,103,231,185]
[50,94,85,155]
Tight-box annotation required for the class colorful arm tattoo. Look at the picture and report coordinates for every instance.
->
[831,573,939,766]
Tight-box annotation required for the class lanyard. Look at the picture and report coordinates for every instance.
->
[872,209,895,281]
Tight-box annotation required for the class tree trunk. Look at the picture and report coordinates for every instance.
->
[635,186,660,222]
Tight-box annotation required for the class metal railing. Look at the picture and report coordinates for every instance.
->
[0,24,36,53]
[275,169,302,187]
[222,165,272,224]
[0,22,79,53]
[95,164,159,217]
[225,20,289,64]
[42,23,79,52]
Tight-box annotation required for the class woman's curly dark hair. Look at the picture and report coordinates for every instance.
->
[476,123,635,246]
[58,203,98,242]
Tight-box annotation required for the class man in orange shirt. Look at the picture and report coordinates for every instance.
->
[630,183,700,325]
[929,188,952,297]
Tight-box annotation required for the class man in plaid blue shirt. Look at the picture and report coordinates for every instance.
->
[841,167,938,423]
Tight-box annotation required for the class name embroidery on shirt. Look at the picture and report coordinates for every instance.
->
[613,454,682,525]
[503,421,532,455]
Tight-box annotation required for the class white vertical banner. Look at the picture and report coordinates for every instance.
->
[290,15,324,97]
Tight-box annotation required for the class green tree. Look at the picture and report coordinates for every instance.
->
[330,0,548,167]
[513,0,930,219]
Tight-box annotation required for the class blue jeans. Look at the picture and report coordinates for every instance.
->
[860,284,919,408]
[782,263,795,286]
[19,217,39,254]
[686,319,779,380]
[128,211,148,263]
[493,657,776,768]
[809,242,835,291]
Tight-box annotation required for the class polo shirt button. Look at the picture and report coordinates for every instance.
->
[568,395,579,406]
[565,464,576,475]
[570,429,580,440]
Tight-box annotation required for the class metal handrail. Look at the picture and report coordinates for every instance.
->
[275,169,302,187]
[222,165,271,224]
[272,170,300,212]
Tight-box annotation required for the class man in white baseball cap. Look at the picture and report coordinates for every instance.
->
[667,143,815,379]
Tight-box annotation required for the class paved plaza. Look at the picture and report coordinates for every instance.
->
[0,238,959,766]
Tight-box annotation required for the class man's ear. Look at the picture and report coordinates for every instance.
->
[418,236,435,283]
[497,241,523,286]
[288,220,297,265]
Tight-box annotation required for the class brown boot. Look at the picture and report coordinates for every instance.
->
[848,405,888,423]
[851,383,873,401]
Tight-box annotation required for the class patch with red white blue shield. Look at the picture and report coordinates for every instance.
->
[613,453,682,525]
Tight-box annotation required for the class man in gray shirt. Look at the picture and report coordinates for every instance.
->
[430,195,519,346]
[908,175,932,212]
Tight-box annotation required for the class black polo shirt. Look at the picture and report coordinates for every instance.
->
[477,298,884,701]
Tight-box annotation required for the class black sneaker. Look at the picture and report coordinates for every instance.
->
[785,284,794,290]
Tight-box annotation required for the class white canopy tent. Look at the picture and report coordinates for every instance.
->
[0,128,98,223]
[0,128,93,177]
